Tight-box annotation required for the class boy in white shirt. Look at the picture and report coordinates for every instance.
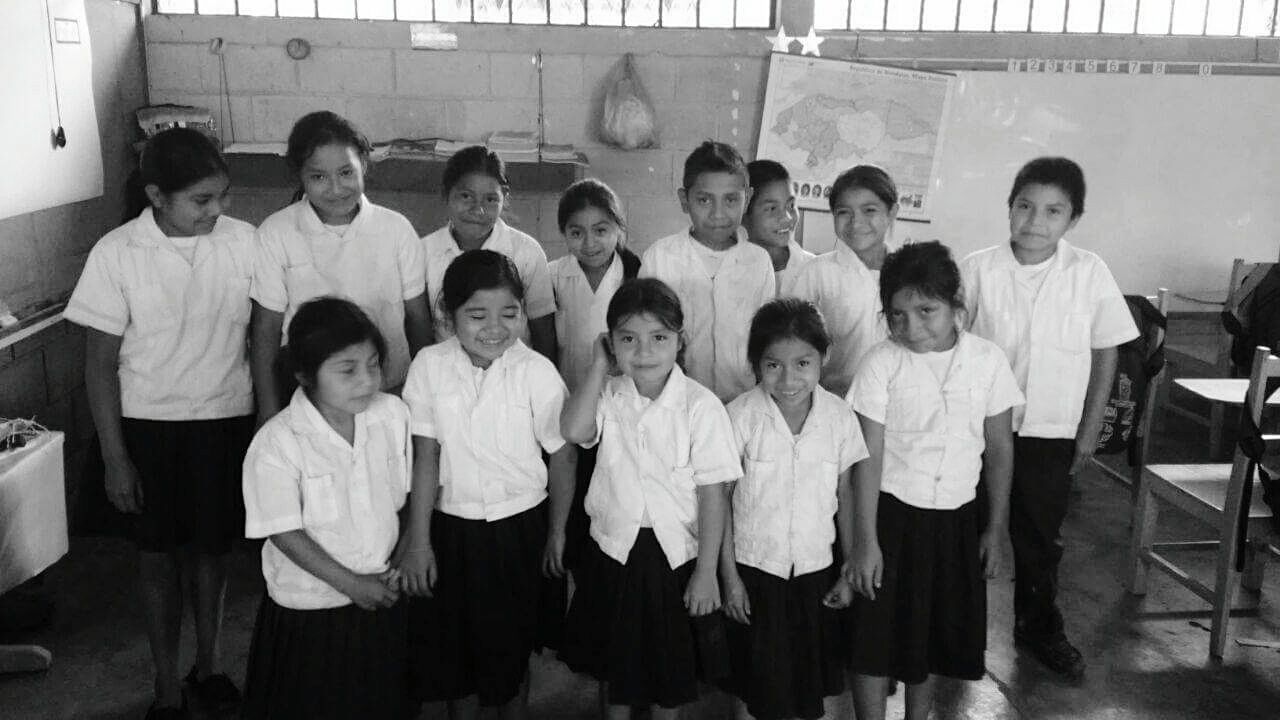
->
[641,141,775,403]
[961,157,1138,683]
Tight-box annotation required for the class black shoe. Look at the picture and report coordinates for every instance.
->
[1015,631,1086,683]
[184,666,242,712]
[143,699,188,720]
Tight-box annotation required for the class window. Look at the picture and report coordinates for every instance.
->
[813,0,1278,34]
[155,0,774,27]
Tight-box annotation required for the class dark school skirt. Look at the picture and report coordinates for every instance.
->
[406,502,567,706]
[559,529,730,709]
[722,563,847,720]
[564,445,597,570]
[78,416,253,554]
[241,594,410,720]
[848,493,987,684]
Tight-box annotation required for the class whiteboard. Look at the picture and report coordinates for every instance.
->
[892,71,1280,297]
[1,0,103,220]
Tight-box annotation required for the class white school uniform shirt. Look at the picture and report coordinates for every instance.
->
[639,229,775,402]
[784,241,888,398]
[242,390,411,610]
[773,240,816,296]
[583,366,742,569]
[961,240,1138,439]
[65,208,255,421]
[726,385,868,578]
[550,253,625,392]
[421,219,557,336]
[402,336,567,521]
[252,197,426,388]
[847,333,1024,510]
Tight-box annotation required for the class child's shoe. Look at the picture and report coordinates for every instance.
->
[1015,630,1086,684]
[184,666,242,712]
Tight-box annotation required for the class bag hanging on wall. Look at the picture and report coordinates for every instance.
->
[599,54,658,150]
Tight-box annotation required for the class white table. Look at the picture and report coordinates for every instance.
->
[1173,378,1280,406]
[0,431,66,674]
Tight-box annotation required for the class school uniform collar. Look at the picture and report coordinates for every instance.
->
[437,335,536,387]
[127,208,220,268]
[285,387,371,451]
[678,228,758,265]
[610,364,691,414]
[295,195,373,239]
[784,240,809,269]
[992,237,1082,271]
[739,384,838,440]
[441,218,517,257]
[562,252,623,292]
[895,331,974,388]
[833,239,886,276]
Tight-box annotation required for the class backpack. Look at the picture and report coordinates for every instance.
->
[1095,295,1167,458]
[1223,263,1280,375]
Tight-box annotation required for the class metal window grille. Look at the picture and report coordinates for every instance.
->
[812,0,1277,34]
[153,0,776,28]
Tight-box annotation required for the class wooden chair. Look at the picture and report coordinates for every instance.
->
[1129,345,1280,658]
[1164,259,1275,457]
[1092,289,1170,505]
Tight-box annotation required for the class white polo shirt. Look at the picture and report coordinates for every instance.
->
[961,240,1138,439]
[65,208,255,421]
[421,219,557,338]
[242,390,411,610]
[550,253,625,392]
[583,366,742,569]
[773,240,817,296]
[252,197,426,388]
[784,241,889,398]
[848,333,1024,510]
[402,336,567,522]
[639,229,776,402]
[726,385,868,578]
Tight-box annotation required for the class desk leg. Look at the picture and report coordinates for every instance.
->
[0,645,53,674]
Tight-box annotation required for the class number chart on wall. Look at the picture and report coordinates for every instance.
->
[0,0,103,221]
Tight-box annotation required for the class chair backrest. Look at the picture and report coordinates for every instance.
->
[1218,260,1278,371]
[1222,347,1280,539]
[1136,289,1171,451]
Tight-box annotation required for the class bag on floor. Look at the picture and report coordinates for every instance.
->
[1096,295,1167,458]
[1223,264,1280,375]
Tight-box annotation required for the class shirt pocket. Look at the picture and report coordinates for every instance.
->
[941,384,977,438]
[284,263,327,305]
[300,473,342,527]
[125,283,179,337]
[884,385,933,433]
[736,457,776,512]
[498,399,536,459]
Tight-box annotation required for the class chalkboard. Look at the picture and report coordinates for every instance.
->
[1,0,103,220]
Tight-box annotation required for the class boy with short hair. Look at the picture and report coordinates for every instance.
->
[961,156,1138,683]
[641,141,775,402]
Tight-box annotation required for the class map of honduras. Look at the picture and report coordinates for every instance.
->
[758,54,954,221]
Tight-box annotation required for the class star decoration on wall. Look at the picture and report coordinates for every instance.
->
[766,25,794,53]
[799,26,825,57]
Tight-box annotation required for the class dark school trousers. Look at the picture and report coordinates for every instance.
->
[1009,435,1077,640]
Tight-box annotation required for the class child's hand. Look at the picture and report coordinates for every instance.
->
[822,576,854,609]
[394,544,438,598]
[720,569,751,625]
[379,567,403,588]
[346,573,400,611]
[848,539,883,601]
[104,459,144,514]
[1068,445,1095,477]
[684,570,721,617]
[591,333,616,374]
[978,525,1006,580]
[542,529,567,579]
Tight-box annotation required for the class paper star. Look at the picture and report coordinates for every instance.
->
[799,26,825,57]
[766,25,794,53]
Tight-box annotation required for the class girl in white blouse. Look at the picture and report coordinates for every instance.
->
[845,241,1023,720]
[559,278,739,719]
[721,298,867,720]
[549,179,640,570]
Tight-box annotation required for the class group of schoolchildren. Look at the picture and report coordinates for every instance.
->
[66,108,1138,720]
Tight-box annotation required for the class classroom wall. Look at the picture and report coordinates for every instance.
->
[144,4,1277,269]
[0,0,149,525]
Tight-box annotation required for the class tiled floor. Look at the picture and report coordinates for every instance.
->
[3,413,1280,719]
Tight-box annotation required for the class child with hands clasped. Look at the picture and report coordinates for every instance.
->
[559,278,738,719]
[845,241,1023,720]
[720,298,866,720]
[398,250,575,720]
[240,298,411,720]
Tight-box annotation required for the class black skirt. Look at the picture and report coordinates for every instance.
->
[564,445,597,571]
[847,493,987,684]
[241,595,410,720]
[559,529,730,709]
[406,502,567,706]
[78,415,253,553]
[723,563,847,720]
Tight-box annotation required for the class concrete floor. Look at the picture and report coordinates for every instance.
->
[3,411,1280,719]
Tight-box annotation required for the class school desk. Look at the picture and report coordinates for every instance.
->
[0,431,67,674]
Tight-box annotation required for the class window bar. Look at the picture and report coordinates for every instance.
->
[658,0,662,27]
[432,0,437,22]
[697,0,702,28]
[1271,0,1279,35]
[507,0,512,24]
[1027,0,1035,31]
[846,0,853,30]
[544,0,549,25]
[584,0,589,25]
[1201,0,1209,35]
[991,0,999,31]
[621,0,627,26]
[1063,0,1070,32]
[883,0,890,31]
[918,0,925,30]
[955,0,962,30]
[1234,0,1244,34]
[1097,0,1105,32]
[1132,0,1141,35]
[470,0,475,22]
[1166,0,1173,35]
[733,0,738,28]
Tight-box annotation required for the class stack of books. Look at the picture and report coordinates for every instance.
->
[486,131,539,162]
